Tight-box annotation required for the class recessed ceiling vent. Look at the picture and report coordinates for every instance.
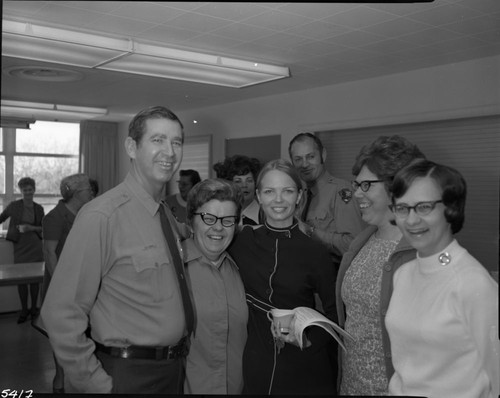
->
[4,66,84,82]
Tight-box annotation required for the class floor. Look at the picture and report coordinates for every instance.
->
[0,311,55,394]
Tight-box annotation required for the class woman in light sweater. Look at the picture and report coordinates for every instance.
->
[386,159,499,398]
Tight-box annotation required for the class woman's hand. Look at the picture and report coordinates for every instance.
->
[270,317,311,349]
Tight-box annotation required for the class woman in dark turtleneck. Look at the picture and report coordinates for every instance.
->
[228,159,337,395]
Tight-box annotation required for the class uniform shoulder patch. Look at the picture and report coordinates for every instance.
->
[339,188,353,204]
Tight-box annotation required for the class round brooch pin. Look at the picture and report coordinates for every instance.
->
[438,252,451,266]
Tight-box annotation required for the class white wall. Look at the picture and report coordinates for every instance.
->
[116,55,499,180]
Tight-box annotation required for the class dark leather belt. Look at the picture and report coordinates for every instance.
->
[94,336,188,360]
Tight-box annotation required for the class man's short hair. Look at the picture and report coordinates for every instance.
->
[288,133,324,162]
[128,106,184,144]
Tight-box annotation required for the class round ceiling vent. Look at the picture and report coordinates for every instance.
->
[4,66,84,82]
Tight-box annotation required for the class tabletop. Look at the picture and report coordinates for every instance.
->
[0,261,44,286]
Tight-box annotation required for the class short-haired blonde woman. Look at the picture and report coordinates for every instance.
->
[0,177,44,323]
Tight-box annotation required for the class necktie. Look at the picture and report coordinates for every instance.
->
[301,189,313,221]
[158,203,194,336]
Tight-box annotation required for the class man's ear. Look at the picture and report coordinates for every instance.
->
[125,137,137,159]
[321,148,327,164]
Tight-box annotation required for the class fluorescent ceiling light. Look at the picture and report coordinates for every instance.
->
[1,100,108,121]
[2,20,290,88]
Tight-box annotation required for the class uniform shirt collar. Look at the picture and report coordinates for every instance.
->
[183,237,234,270]
[124,172,162,217]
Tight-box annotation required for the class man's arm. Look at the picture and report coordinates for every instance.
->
[41,210,113,393]
[43,240,59,276]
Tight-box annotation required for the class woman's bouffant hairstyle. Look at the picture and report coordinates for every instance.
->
[213,155,261,181]
[186,178,244,225]
[60,174,91,201]
[352,135,425,193]
[18,177,36,190]
[391,159,467,234]
[128,106,184,144]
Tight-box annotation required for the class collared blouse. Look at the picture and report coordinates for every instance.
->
[183,238,248,394]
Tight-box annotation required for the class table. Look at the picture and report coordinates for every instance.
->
[0,262,44,286]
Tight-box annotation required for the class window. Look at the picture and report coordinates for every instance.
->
[0,121,80,233]
[166,135,212,195]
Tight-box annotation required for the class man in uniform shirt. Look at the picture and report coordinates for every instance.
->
[289,133,365,270]
[41,106,193,393]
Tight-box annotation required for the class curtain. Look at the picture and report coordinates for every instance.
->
[79,121,118,195]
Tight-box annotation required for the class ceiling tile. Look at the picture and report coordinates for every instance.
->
[398,28,464,46]
[191,3,269,21]
[137,24,201,44]
[182,33,243,52]
[406,3,483,26]
[360,38,419,55]
[53,1,122,13]
[455,0,500,14]
[107,3,186,24]
[427,36,494,54]
[365,2,443,17]
[20,3,104,28]
[363,17,431,38]
[442,15,500,35]
[3,1,48,15]
[325,30,386,48]
[167,11,233,33]
[242,9,314,31]
[210,22,277,42]
[285,21,352,40]
[84,14,157,36]
[277,3,358,20]
[472,30,500,44]
[249,32,313,48]
[323,6,398,30]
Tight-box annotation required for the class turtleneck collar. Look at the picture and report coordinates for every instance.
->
[264,219,299,238]
[416,239,465,274]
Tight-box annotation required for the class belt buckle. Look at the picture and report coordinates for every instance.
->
[121,346,132,359]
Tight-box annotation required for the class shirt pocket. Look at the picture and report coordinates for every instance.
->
[131,249,174,302]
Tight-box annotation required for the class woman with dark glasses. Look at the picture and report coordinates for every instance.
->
[386,159,499,398]
[336,135,425,395]
[183,178,248,394]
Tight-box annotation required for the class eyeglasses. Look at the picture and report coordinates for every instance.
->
[194,212,238,227]
[389,200,443,218]
[351,180,384,192]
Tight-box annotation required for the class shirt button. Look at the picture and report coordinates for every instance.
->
[265,289,271,295]
[384,264,392,271]
[385,352,392,358]
[381,308,387,316]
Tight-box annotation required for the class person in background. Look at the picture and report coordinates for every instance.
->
[336,135,424,395]
[165,169,201,223]
[386,159,499,398]
[0,177,44,324]
[183,178,247,394]
[41,106,193,393]
[289,133,365,272]
[42,173,95,393]
[213,155,263,225]
[228,159,338,395]
[89,178,99,197]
